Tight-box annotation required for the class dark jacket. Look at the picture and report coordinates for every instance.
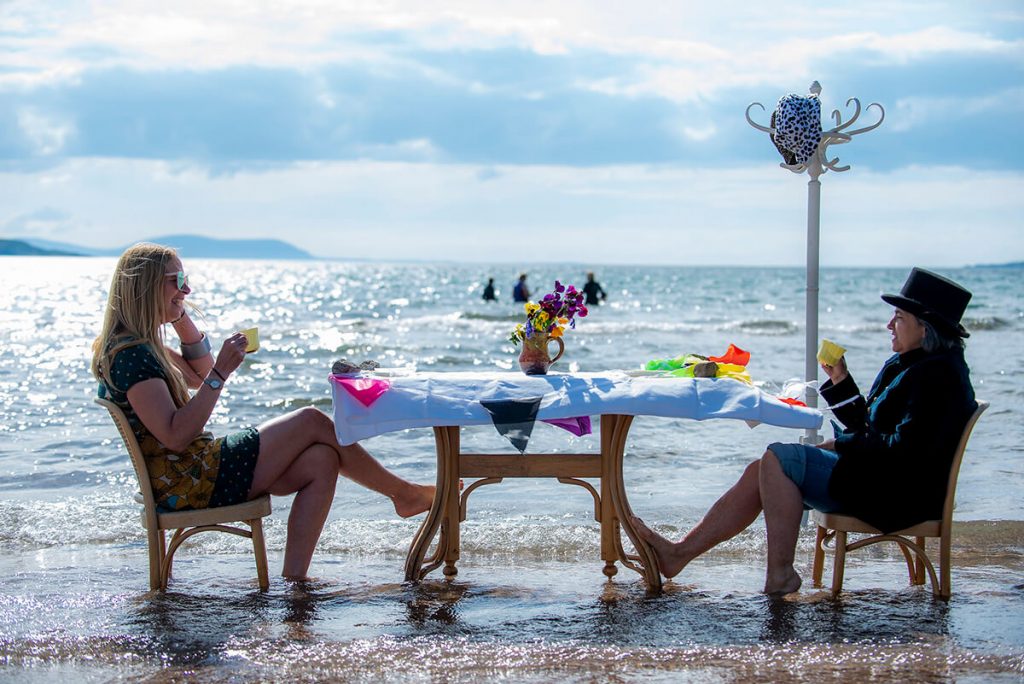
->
[820,347,976,533]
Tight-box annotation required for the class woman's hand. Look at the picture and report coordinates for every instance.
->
[213,332,248,378]
[820,356,848,385]
[817,438,837,451]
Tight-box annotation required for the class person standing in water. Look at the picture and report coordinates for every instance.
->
[582,272,607,306]
[482,278,497,302]
[512,273,530,303]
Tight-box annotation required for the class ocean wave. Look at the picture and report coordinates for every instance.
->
[6,499,1021,562]
[963,316,1012,331]
[460,311,524,322]
[727,319,799,335]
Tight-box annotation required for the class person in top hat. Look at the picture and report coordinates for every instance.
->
[632,267,977,596]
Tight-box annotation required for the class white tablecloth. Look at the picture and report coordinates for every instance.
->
[330,371,823,446]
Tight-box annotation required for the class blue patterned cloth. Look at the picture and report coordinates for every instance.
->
[770,94,822,165]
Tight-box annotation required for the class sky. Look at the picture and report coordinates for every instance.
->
[1,1,1022,266]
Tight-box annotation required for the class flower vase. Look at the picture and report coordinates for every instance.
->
[518,333,565,375]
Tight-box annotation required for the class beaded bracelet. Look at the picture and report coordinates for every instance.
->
[181,333,212,360]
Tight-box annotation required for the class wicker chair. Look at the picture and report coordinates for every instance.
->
[95,397,271,591]
[811,400,988,599]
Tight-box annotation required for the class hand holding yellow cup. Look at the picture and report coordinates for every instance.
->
[817,338,845,367]
[242,327,259,353]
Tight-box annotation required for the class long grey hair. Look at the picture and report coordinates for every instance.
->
[920,318,966,353]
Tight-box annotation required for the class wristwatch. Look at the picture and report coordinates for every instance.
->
[203,373,224,391]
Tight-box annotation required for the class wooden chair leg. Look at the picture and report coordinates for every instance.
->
[831,530,847,596]
[250,518,270,592]
[939,530,952,599]
[812,525,826,587]
[161,529,186,591]
[896,540,917,584]
[147,527,163,591]
[914,536,927,585]
[160,531,170,581]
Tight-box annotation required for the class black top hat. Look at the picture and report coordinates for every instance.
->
[881,268,972,338]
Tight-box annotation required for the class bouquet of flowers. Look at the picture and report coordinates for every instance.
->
[509,281,588,344]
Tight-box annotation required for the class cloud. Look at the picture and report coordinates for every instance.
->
[1,157,1020,266]
[4,3,1021,94]
[16,107,74,154]
[2,206,73,236]
[355,137,442,161]
[0,2,1019,174]
[890,86,1024,132]
[0,2,1020,265]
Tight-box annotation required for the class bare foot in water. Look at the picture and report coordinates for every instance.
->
[393,484,436,518]
[764,567,802,596]
[393,480,467,518]
[630,515,689,579]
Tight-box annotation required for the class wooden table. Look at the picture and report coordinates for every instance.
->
[330,371,822,591]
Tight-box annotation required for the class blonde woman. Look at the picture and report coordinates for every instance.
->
[92,243,433,581]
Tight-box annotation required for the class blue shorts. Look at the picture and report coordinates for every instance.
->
[767,442,844,513]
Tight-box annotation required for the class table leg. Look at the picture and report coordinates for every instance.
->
[599,415,618,578]
[606,414,663,592]
[404,426,458,581]
[442,426,461,577]
[405,417,662,591]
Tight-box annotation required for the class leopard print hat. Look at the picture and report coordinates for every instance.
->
[769,94,822,165]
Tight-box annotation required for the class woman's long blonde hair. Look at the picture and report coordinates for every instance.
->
[91,243,190,406]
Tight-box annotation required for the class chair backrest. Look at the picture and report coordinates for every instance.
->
[95,396,160,530]
[941,399,988,526]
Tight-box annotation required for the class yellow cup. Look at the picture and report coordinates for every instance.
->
[817,338,845,366]
[242,327,260,353]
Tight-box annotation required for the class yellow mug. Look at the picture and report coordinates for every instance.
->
[817,338,845,367]
[242,327,260,353]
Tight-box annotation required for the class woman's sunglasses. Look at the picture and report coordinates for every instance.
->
[165,271,189,291]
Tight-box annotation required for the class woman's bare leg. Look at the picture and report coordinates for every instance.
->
[255,407,433,518]
[334,441,434,517]
[759,449,804,595]
[634,459,764,578]
[252,444,338,579]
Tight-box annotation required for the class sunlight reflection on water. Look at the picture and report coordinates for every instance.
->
[1,256,1022,680]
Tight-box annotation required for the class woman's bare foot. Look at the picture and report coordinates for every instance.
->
[764,567,802,596]
[393,483,436,518]
[630,515,689,579]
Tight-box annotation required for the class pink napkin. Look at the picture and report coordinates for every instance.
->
[541,416,592,437]
[331,376,391,407]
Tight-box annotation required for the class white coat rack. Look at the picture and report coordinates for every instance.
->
[746,81,884,443]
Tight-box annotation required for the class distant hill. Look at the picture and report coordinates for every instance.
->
[3,234,313,260]
[145,235,313,260]
[0,239,83,256]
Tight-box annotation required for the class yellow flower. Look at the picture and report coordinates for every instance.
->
[558,317,568,325]
[525,302,539,315]
[549,327,564,338]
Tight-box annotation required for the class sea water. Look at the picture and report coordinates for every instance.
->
[1,257,1022,681]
